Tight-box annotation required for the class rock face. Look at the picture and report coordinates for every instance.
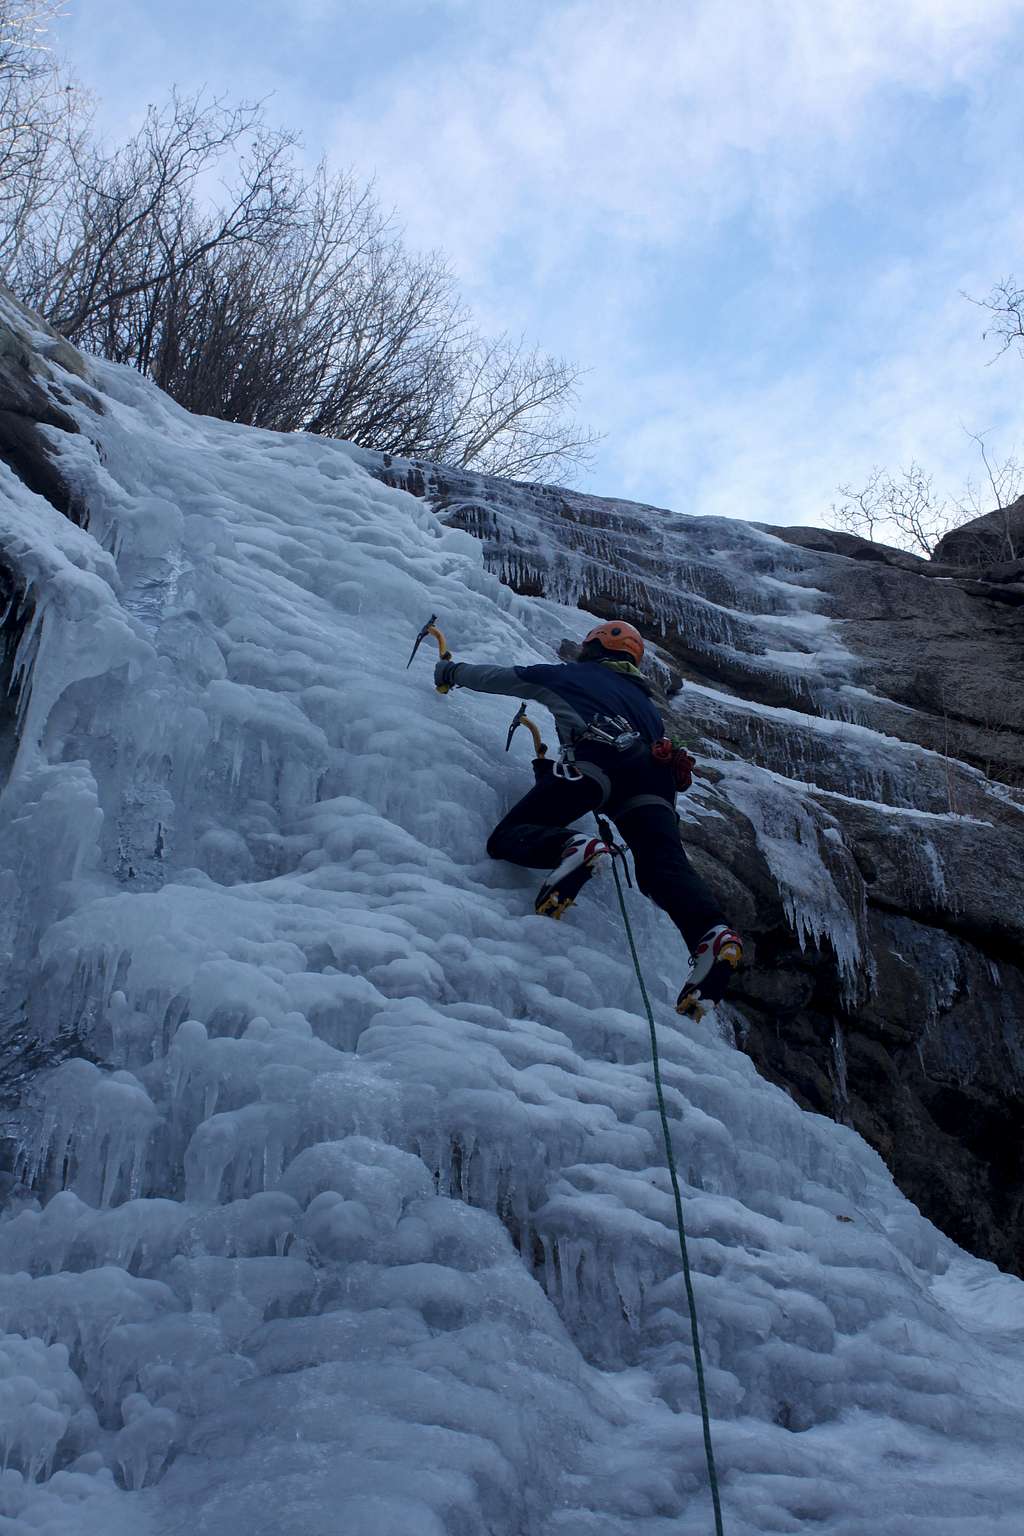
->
[931,495,1024,568]
[0,287,93,523]
[370,458,1024,1276]
[766,523,1024,784]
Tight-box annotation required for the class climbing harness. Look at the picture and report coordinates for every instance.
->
[597,812,725,1536]
[406,614,454,693]
[553,714,644,783]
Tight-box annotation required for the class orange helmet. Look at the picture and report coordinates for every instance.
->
[581,619,644,664]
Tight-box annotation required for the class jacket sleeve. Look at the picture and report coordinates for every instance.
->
[447,663,530,698]
[448,662,589,743]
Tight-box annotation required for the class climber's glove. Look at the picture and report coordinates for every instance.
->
[434,659,460,690]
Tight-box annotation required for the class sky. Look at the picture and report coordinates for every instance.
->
[54,0,1024,529]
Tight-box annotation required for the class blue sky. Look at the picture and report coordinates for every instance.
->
[57,0,1024,528]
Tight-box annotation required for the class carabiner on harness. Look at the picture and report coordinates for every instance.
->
[578,713,641,752]
[553,743,584,782]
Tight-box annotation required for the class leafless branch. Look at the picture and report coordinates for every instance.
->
[830,462,947,556]
[9,79,595,482]
[964,276,1024,365]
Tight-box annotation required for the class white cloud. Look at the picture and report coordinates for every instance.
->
[599,248,1024,528]
[326,0,1024,277]
[325,0,1024,525]
[53,0,1024,530]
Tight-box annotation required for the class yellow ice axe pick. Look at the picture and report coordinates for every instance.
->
[406,614,454,693]
[505,701,549,758]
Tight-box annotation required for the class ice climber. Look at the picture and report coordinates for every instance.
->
[434,619,743,1017]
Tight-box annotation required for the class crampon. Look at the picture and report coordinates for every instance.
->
[535,834,613,919]
[676,925,743,1019]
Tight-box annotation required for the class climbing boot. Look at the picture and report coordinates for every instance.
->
[676,925,743,1019]
[535,834,612,919]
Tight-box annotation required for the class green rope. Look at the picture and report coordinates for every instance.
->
[604,831,725,1536]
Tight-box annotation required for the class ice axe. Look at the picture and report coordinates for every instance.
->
[505,702,549,759]
[407,614,454,693]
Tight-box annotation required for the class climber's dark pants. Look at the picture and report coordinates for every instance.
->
[487,753,726,952]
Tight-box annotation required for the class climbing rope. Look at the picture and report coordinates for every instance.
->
[598,816,725,1536]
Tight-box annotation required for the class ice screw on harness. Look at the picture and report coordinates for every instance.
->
[407,614,454,693]
[597,811,724,1536]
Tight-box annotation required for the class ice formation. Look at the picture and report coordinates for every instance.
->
[0,300,1022,1533]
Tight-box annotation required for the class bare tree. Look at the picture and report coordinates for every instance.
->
[117,163,475,449]
[11,84,596,482]
[15,91,298,353]
[0,0,86,267]
[830,462,947,556]
[831,431,1021,561]
[969,274,1024,361]
[429,332,598,479]
[952,279,1024,562]
[951,428,1020,562]
[163,205,598,480]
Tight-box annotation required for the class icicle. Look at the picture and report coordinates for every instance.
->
[830,1024,851,1126]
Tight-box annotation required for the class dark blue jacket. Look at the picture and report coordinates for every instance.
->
[445,658,664,746]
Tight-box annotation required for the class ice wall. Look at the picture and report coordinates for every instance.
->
[0,302,1022,1534]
